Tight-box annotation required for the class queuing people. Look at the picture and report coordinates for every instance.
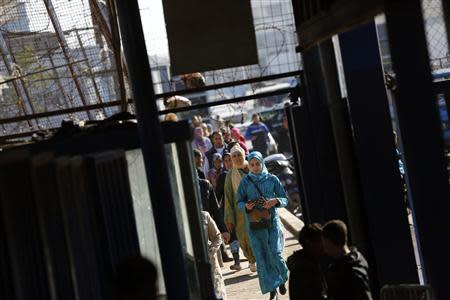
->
[191,115,202,127]
[274,117,292,156]
[205,131,228,168]
[287,223,327,300]
[215,152,235,263]
[231,127,246,145]
[192,127,212,155]
[322,220,373,300]
[202,122,213,139]
[224,145,256,271]
[229,127,249,154]
[215,153,232,210]
[198,178,229,238]
[221,127,233,145]
[237,151,288,299]
[193,149,206,180]
[245,114,270,157]
[199,159,232,263]
[201,211,228,300]
[208,153,223,190]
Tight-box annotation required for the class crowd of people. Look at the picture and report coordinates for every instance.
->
[190,114,373,300]
[111,113,373,300]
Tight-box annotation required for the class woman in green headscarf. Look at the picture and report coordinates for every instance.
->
[224,145,256,271]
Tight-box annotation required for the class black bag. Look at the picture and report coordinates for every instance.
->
[247,177,272,230]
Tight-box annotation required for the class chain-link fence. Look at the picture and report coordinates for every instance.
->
[422,0,450,72]
[0,0,127,138]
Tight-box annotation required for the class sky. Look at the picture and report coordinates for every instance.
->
[137,0,169,58]
[23,0,169,58]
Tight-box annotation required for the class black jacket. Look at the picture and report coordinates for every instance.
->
[198,179,226,233]
[215,171,228,206]
[197,168,206,180]
[287,250,327,300]
[326,248,373,300]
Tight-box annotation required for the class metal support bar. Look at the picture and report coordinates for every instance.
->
[176,142,216,299]
[0,32,35,128]
[43,0,94,120]
[0,59,88,85]
[107,0,128,112]
[159,87,295,115]
[339,22,419,288]
[385,2,450,299]
[317,39,369,256]
[0,99,130,126]
[156,70,302,99]
[46,48,71,109]
[114,1,191,299]
[301,45,347,223]
[74,30,106,114]
[285,104,318,224]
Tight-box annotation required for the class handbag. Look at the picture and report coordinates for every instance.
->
[246,177,272,230]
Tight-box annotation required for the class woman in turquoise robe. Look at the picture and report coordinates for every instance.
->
[237,151,289,299]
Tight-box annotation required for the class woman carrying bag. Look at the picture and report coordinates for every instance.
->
[237,151,289,300]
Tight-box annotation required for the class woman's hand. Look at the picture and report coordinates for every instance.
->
[221,232,230,244]
[226,223,234,233]
[263,198,279,209]
[246,201,256,210]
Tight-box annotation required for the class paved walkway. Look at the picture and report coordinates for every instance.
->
[222,227,300,300]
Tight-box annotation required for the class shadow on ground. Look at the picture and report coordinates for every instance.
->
[225,273,259,286]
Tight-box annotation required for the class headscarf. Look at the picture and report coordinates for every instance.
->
[222,153,232,172]
[247,151,269,182]
[212,152,222,163]
[230,145,248,193]
[231,127,246,144]
[193,127,208,153]
[208,153,223,188]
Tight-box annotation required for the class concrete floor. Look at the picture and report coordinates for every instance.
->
[222,227,300,300]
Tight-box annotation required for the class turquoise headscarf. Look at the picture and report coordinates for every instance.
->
[247,151,269,182]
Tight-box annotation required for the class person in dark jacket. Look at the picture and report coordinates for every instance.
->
[199,178,231,261]
[275,117,292,156]
[215,152,234,263]
[322,220,373,300]
[216,153,232,209]
[205,131,228,168]
[194,149,206,180]
[287,223,327,300]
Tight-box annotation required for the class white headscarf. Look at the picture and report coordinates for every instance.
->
[230,144,247,194]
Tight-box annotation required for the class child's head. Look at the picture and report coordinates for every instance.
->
[298,223,323,257]
[212,153,223,170]
[322,219,348,258]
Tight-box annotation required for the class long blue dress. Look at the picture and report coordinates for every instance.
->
[237,154,289,294]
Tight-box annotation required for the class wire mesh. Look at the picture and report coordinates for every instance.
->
[380,284,435,300]
[422,0,450,72]
[0,0,301,138]
[0,0,127,137]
